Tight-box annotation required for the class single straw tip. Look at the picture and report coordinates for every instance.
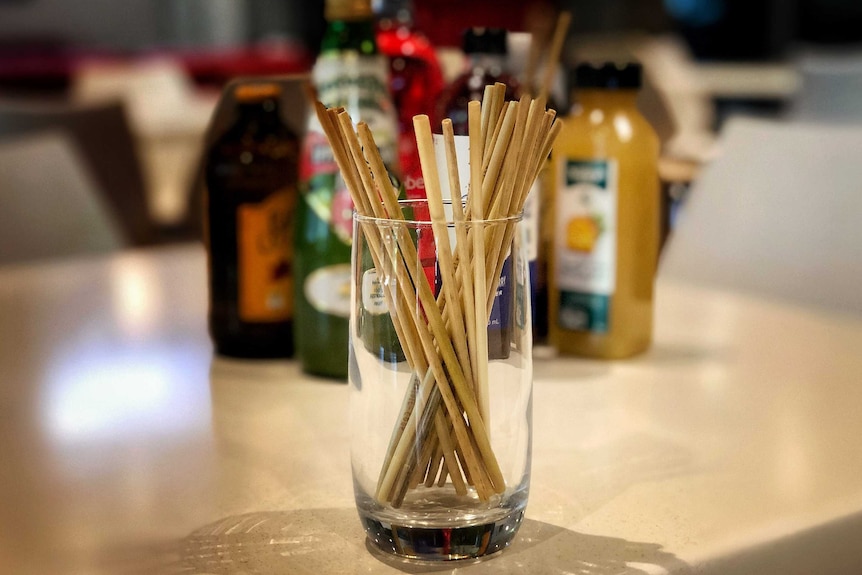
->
[313,101,330,123]
[412,114,433,133]
[442,118,456,136]
[336,110,356,130]
[531,94,547,109]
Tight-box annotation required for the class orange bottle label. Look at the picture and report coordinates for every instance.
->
[237,189,294,322]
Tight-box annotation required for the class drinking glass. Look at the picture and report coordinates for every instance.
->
[349,199,532,561]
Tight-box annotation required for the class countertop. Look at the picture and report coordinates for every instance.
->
[2,244,862,574]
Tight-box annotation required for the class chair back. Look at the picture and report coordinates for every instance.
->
[661,117,862,315]
[0,99,155,245]
[0,132,123,265]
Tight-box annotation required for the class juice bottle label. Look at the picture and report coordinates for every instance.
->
[555,159,617,333]
[237,188,295,322]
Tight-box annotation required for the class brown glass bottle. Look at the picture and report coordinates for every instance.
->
[206,83,299,358]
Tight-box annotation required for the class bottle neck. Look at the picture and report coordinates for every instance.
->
[376,0,415,29]
[321,17,378,55]
[575,89,639,110]
[236,100,282,129]
[466,53,507,76]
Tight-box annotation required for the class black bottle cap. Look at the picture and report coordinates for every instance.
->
[462,27,507,55]
[574,62,642,89]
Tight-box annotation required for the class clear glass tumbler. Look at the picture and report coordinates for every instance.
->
[349,199,532,561]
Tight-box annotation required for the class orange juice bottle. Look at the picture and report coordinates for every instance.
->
[550,62,660,358]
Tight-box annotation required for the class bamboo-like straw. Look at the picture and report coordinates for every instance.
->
[491,83,506,125]
[314,85,562,508]
[532,114,563,187]
[523,32,542,97]
[512,98,549,205]
[353,121,496,497]
[353,121,502,502]
[482,99,543,303]
[324,110,438,501]
[321,106,482,502]
[481,85,497,151]
[481,102,518,215]
[466,100,492,432]
[442,119,480,402]
[482,103,506,175]
[412,117,473,393]
[413,114,505,492]
[484,113,564,319]
[314,104,451,505]
[539,12,572,101]
[488,95,530,220]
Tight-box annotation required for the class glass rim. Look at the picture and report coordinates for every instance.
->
[353,198,523,227]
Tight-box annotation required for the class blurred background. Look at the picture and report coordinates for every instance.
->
[1,0,861,277]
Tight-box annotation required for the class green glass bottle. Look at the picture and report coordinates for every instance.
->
[296,0,399,378]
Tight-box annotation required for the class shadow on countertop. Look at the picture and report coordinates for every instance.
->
[165,508,691,575]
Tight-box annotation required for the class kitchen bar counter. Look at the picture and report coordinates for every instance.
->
[2,244,862,574]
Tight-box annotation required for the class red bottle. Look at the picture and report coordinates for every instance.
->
[376,0,444,200]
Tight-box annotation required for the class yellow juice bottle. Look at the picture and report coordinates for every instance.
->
[550,62,660,359]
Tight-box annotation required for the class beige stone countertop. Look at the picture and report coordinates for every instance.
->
[2,244,861,574]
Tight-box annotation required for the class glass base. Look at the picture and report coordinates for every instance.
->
[358,503,525,561]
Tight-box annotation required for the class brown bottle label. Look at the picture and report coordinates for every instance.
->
[237,189,294,322]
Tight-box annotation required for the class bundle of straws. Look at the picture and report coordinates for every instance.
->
[315,83,562,508]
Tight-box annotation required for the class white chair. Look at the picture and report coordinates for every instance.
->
[660,117,862,315]
[0,132,123,265]
[788,48,862,124]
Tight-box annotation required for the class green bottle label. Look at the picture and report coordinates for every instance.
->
[300,53,397,244]
[304,263,352,318]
